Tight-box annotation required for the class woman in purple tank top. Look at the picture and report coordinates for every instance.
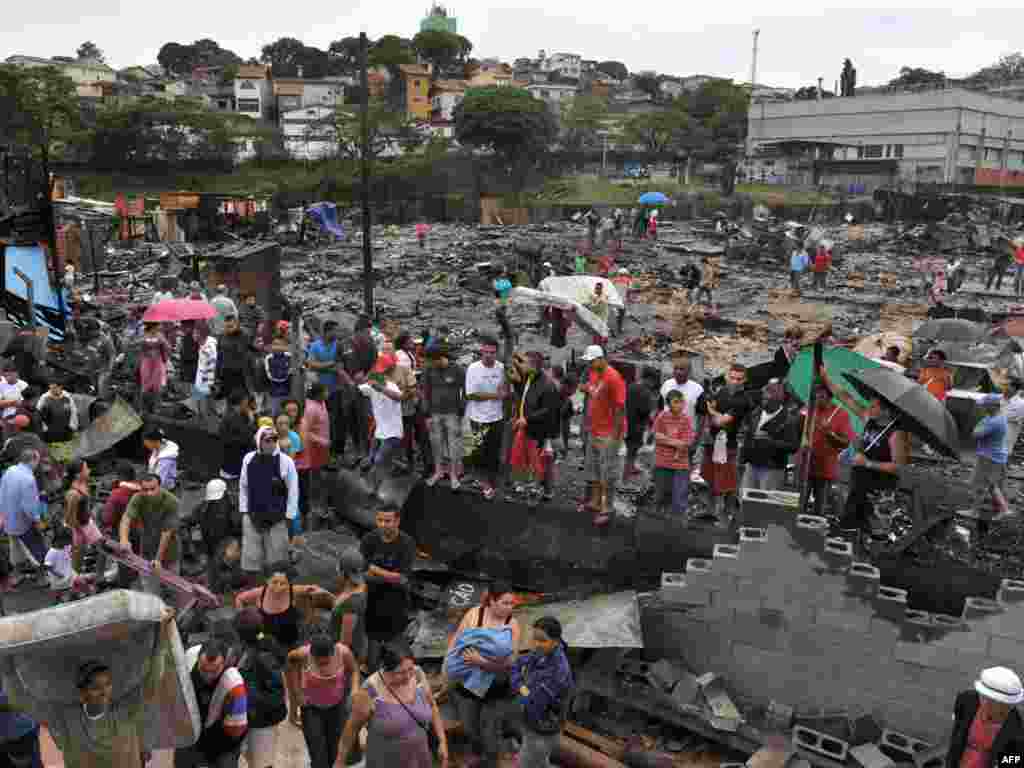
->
[338,640,448,768]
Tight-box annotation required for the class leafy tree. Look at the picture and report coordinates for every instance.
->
[596,61,628,81]
[327,36,363,77]
[454,86,556,191]
[80,96,261,171]
[0,65,80,188]
[412,30,473,79]
[794,85,834,100]
[682,80,748,161]
[76,41,104,62]
[622,106,689,155]
[840,58,857,97]
[312,99,423,160]
[970,53,1024,84]
[560,95,609,152]
[887,66,945,89]
[260,37,330,78]
[157,39,242,78]
[369,36,415,72]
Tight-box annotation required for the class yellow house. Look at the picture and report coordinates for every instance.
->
[398,64,432,121]
[467,68,514,88]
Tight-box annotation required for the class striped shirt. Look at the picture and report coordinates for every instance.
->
[654,410,694,470]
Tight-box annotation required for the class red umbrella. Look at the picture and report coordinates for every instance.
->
[142,299,217,323]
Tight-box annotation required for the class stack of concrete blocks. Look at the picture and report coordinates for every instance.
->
[651,488,1024,749]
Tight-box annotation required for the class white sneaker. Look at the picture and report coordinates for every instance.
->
[690,471,706,485]
[450,475,461,491]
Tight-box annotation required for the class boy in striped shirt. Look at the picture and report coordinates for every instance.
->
[653,390,694,517]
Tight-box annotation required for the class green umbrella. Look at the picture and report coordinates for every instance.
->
[786,346,882,433]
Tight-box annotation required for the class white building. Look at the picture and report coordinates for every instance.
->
[234,64,273,121]
[745,88,1024,191]
[541,52,581,81]
[281,106,339,161]
[527,82,577,113]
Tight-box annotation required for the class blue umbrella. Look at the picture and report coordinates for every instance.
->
[638,191,669,205]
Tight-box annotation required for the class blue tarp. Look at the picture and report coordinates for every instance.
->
[306,203,344,239]
[3,245,66,338]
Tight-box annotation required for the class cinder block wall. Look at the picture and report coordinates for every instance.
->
[647,489,1024,744]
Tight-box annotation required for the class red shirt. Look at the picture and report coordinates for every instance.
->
[1015,246,1024,267]
[960,711,1003,768]
[587,366,627,438]
[654,410,694,470]
[809,405,854,481]
[813,248,832,272]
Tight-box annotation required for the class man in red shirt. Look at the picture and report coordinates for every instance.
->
[579,345,626,527]
[812,243,832,292]
[802,382,854,518]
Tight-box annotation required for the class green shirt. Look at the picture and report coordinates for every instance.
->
[46,629,170,768]
[124,489,180,564]
[329,590,368,662]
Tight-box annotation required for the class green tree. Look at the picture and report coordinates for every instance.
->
[887,66,945,89]
[622,106,689,155]
[454,86,556,192]
[327,36,363,77]
[683,79,748,161]
[369,35,415,72]
[970,53,1024,84]
[313,99,424,160]
[0,65,81,189]
[157,39,242,78]
[411,30,473,79]
[560,95,609,152]
[260,37,330,78]
[840,58,857,97]
[794,84,834,100]
[76,41,104,62]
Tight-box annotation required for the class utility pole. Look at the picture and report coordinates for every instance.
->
[359,31,373,315]
[749,29,760,92]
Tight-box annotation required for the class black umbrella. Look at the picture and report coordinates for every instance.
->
[913,318,988,343]
[841,367,961,458]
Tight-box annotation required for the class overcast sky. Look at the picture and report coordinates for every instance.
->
[2,2,1020,88]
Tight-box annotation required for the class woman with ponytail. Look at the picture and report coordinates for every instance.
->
[62,459,104,578]
[512,616,574,768]
[233,609,287,768]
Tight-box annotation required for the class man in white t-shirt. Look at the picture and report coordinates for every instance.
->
[660,358,705,483]
[465,336,507,500]
[0,359,28,435]
[359,353,404,489]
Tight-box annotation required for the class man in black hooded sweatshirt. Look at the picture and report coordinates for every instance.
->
[215,315,253,407]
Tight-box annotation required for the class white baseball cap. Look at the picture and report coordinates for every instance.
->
[617,267,629,275]
[975,667,1024,705]
[205,478,227,501]
[582,344,605,362]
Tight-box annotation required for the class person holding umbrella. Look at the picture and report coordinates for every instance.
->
[818,366,910,538]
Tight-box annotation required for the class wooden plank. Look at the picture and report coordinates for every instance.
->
[565,722,627,761]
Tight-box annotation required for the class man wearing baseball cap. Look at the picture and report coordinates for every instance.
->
[578,345,626,526]
[358,353,404,489]
[946,667,1024,768]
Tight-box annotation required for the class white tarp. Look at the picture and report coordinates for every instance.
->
[509,286,609,338]
[538,275,625,309]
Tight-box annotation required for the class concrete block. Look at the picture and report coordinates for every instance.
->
[660,573,711,606]
[738,526,767,554]
[962,597,1002,621]
[817,607,871,634]
[880,730,933,760]
[930,614,967,638]
[997,578,1024,605]
[739,488,800,527]
[793,514,829,551]
[823,537,855,572]
[901,610,938,643]
[847,561,882,598]
[851,743,895,768]
[686,557,713,579]
[874,586,909,622]
[793,724,851,763]
[913,745,947,768]
[712,543,742,574]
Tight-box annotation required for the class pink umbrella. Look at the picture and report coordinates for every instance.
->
[143,299,217,323]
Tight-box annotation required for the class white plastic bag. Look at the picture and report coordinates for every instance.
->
[712,431,729,464]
